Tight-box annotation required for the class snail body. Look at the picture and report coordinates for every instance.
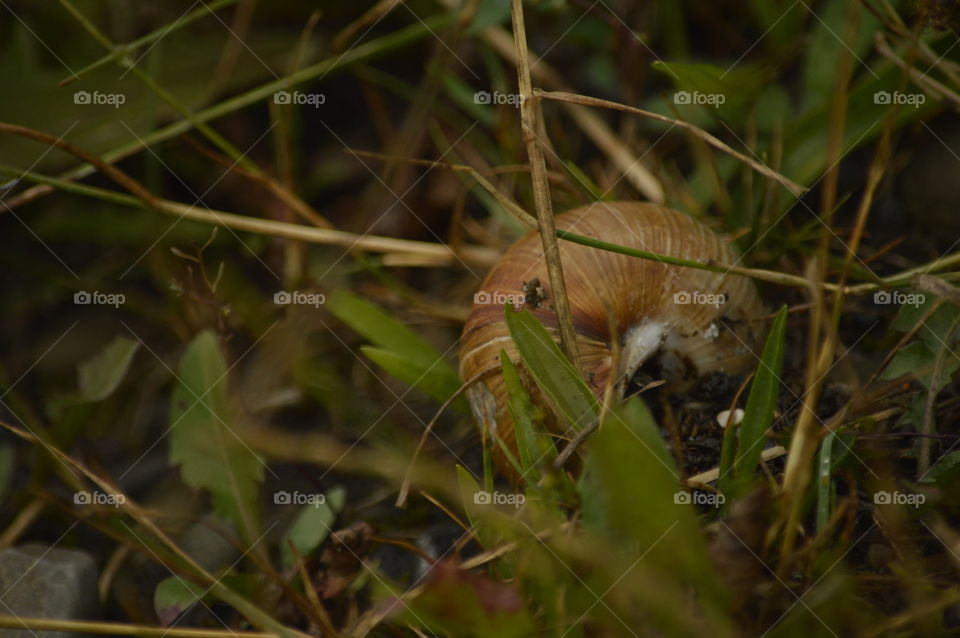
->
[459,201,766,481]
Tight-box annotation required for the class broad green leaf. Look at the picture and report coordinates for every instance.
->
[360,346,467,411]
[892,292,960,351]
[882,340,960,391]
[579,398,730,621]
[499,351,551,483]
[328,290,446,369]
[724,305,787,495]
[169,331,263,537]
[503,309,598,430]
[467,0,511,35]
[651,60,764,115]
[783,68,936,186]
[749,0,806,56]
[923,449,960,482]
[800,0,886,106]
[77,336,140,402]
[154,577,207,627]
[891,291,938,332]
[328,291,464,408]
[280,486,346,568]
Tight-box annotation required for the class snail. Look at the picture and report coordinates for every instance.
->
[459,201,767,482]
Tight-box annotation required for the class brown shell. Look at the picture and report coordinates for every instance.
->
[458,201,767,483]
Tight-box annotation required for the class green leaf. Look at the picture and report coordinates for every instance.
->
[280,486,346,568]
[651,60,764,115]
[456,465,498,551]
[801,0,880,106]
[169,331,263,537]
[77,335,140,402]
[578,398,730,619]
[749,0,806,56]
[503,308,598,430]
[499,351,552,483]
[154,577,208,627]
[725,305,787,494]
[783,69,935,186]
[923,449,960,482]
[328,290,445,369]
[883,340,960,391]
[360,346,466,410]
[467,0,511,35]
[328,290,464,409]
[894,293,960,352]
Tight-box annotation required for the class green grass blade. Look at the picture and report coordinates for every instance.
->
[499,351,552,483]
[816,432,836,533]
[726,305,787,495]
[503,308,598,430]
[329,291,464,409]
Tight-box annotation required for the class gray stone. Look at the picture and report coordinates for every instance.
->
[0,544,98,638]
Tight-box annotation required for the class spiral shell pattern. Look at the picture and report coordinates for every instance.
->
[459,201,766,482]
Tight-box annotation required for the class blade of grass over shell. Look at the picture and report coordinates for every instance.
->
[503,308,598,430]
[556,229,818,289]
[722,305,787,496]
[500,352,552,483]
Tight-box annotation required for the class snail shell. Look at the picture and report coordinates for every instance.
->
[459,201,766,482]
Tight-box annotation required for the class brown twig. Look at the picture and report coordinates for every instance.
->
[510,0,581,370]
[537,90,807,197]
